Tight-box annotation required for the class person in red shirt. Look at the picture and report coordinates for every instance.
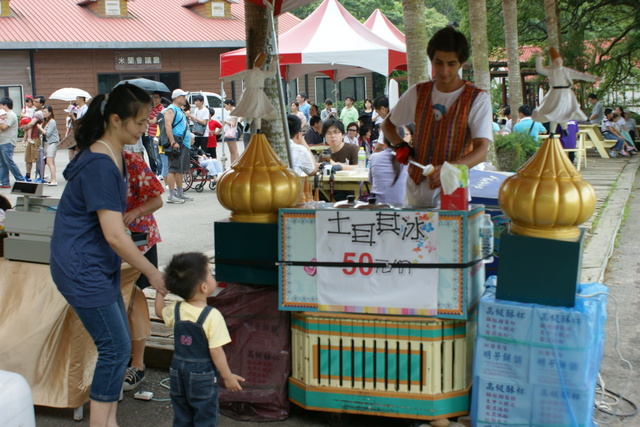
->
[206,108,222,158]
[143,91,164,175]
[121,150,164,391]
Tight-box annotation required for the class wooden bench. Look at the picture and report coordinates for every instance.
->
[579,124,617,158]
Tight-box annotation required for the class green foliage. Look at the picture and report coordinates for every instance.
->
[457,0,640,97]
[494,131,538,172]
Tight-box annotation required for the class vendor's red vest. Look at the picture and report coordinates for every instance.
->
[410,81,482,184]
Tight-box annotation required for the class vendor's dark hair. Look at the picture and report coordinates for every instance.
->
[427,26,470,64]
[287,113,302,136]
[321,118,344,137]
[74,83,150,150]
[165,252,210,300]
[309,115,321,127]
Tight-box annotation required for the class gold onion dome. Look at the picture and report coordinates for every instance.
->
[498,136,596,241]
[216,132,301,223]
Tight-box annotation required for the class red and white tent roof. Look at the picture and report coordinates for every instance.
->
[363,9,406,52]
[220,0,407,81]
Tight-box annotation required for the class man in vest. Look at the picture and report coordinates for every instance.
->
[380,26,493,206]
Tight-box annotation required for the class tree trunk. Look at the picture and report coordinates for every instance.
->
[468,0,497,166]
[244,2,288,164]
[502,0,523,126]
[544,0,562,54]
[401,0,428,86]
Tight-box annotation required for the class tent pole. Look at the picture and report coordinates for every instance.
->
[266,3,293,169]
[220,81,228,170]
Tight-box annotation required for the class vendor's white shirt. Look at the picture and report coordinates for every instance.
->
[289,139,316,176]
[387,82,494,142]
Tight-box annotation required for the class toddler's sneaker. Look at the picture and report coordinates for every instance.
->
[123,367,145,391]
[167,196,185,204]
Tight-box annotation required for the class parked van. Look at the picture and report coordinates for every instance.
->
[186,91,223,122]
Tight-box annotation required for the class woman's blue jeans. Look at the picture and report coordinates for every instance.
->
[73,296,131,402]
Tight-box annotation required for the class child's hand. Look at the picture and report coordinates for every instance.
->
[222,374,245,392]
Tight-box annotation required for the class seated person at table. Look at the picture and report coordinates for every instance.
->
[322,118,359,170]
[602,108,629,157]
[288,114,318,176]
[155,252,243,427]
[369,130,409,205]
[343,122,359,145]
[304,115,323,146]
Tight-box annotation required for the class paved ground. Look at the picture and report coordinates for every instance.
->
[3,146,638,426]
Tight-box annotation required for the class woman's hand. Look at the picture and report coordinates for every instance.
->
[122,207,143,225]
[148,269,168,296]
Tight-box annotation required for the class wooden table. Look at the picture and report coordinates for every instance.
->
[309,144,329,153]
[0,259,138,417]
[317,170,370,200]
[579,124,616,158]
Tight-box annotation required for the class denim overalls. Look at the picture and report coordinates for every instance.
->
[170,303,220,427]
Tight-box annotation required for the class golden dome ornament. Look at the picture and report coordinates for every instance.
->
[216,132,301,223]
[498,135,596,241]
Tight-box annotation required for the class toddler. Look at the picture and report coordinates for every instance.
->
[155,252,243,426]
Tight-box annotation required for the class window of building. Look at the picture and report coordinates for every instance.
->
[97,73,180,95]
[315,76,366,103]
[0,85,24,113]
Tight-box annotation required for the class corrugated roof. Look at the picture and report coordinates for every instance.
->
[0,0,301,49]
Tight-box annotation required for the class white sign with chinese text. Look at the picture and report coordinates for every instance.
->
[315,210,439,315]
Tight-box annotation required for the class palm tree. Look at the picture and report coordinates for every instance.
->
[244,2,289,163]
[401,0,428,86]
[468,0,497,166]
[502,0,524,125]
[544,0,562,54]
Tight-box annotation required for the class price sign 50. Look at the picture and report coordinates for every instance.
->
[342,252,374,276]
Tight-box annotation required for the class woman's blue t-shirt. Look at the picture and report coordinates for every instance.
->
[50,150,127,308]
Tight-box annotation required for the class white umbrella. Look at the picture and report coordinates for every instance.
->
[49,88,92,102]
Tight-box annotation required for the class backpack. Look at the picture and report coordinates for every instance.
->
[157,108,180,149]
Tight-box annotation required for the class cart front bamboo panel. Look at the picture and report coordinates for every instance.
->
[291,311,476,395]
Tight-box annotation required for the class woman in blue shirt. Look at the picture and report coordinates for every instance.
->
[50,83,167,427]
